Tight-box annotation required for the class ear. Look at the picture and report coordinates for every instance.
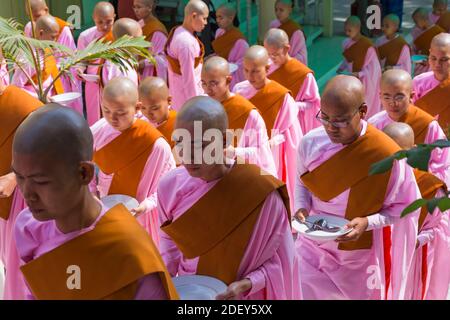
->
[168,96,172,105]
[265,64,270,73]
[284,45,291,55]
[135,101,142,112]
[410,90,415,102]
[79,161,95,185]
[225,75,232,85]
[359,103,368,119]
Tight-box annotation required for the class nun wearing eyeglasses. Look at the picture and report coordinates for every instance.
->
[294,75,420,300]
[369,69,450,186]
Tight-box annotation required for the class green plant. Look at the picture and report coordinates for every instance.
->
[370,139,450,217]
[0,2,154,103]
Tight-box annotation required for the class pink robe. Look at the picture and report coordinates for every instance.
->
[14,203,167,300]
[77,27,140,126]
[411,26,434,76]
[138,20,168,82]
[166,26,204,110]
[295,121,420,300]
[340,38,382,118]
[269,20,308,66]
[214,28,249,90]
[25,21,76,50]
[429,12,450,32]
[1,60,9,85]
[11,57,83,115]
[413,71,441,103]
[90,118,176,246]
[157,164,302,300]
[233,81,303,213]
[0,190,28,300]
[375,35,412,74]
[369,110,450,186]
[406,189,450,300]
[268,63,321,134]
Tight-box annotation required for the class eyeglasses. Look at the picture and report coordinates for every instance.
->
[316,106,363,128]
[381,94,408,104]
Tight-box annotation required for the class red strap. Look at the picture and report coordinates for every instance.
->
[383,226,392,299]
[421,244,428,299]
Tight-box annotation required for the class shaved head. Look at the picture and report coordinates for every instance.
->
[431,32,450,48]
[381,69,412,91]
[113,18,143,39]
[139,76,169,100]
[35,15,59,33]
[264,28,289,48]
[384,14,400,28]
[345,15,361,27]
[94,1,115,17]
[137,0,155,6]
[203,56,230,76]
[434,0,448,6]
[322,75,365,113]
[185,0,209,15]
[103,77,139,106]
[13,104,93,166]
[177,96,228,132]
[244,45,270,66]
[217,3,236,17]
[383,122,415,150]
[413,7,430,21]
[28,0,47,11]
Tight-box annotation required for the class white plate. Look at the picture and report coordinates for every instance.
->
[229,63,238,73]
[79,73,100,82]
[412,55,428,63]
[101,194,139,214]
[50,92,81,103]
[173,275,227,300]
[293,214,353,243]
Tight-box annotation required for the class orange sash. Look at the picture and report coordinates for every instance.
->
[222,94,256,147]
[268,58,313,98]
[0,86,43,220]
[279,19,304,41]
[164,26,205,75]
[413,25,445,55]
[157,109,177,149]
[415,78,450,133]
[211,27,246,60]
[142,17,168,41]
[377,35,411,67]
[398,105,435,144]
[55,17,71,41]
[301,125,401,250]
[249,80,290,137]
[343,36,375,72]
[161,163,290,285]
[93,119,162,198]
[414,170,446,229]
[27,49,64,95]
[436,12,450,31]
[21,204,178,300]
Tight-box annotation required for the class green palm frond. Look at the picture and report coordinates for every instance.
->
[0,15,155,102]
[69,35,154,72]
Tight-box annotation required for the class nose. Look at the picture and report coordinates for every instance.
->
[22,180,38,203]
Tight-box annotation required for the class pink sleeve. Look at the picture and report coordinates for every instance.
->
[294,139,312,213]
[235,110,277,177]
[157,184,182,277]
[289,30,308,65]
[59,26,76,50]
[134,273,168,300]
[137,138,176,214]
[296,73,320,111]
[417,201,445,247]
[24,22,31,37]
[11,63,33,88]
[238,190,301,299]
[273,94,303,212]
[395,45,412,75]
[425,121,450,186]
[179,45,201,99]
